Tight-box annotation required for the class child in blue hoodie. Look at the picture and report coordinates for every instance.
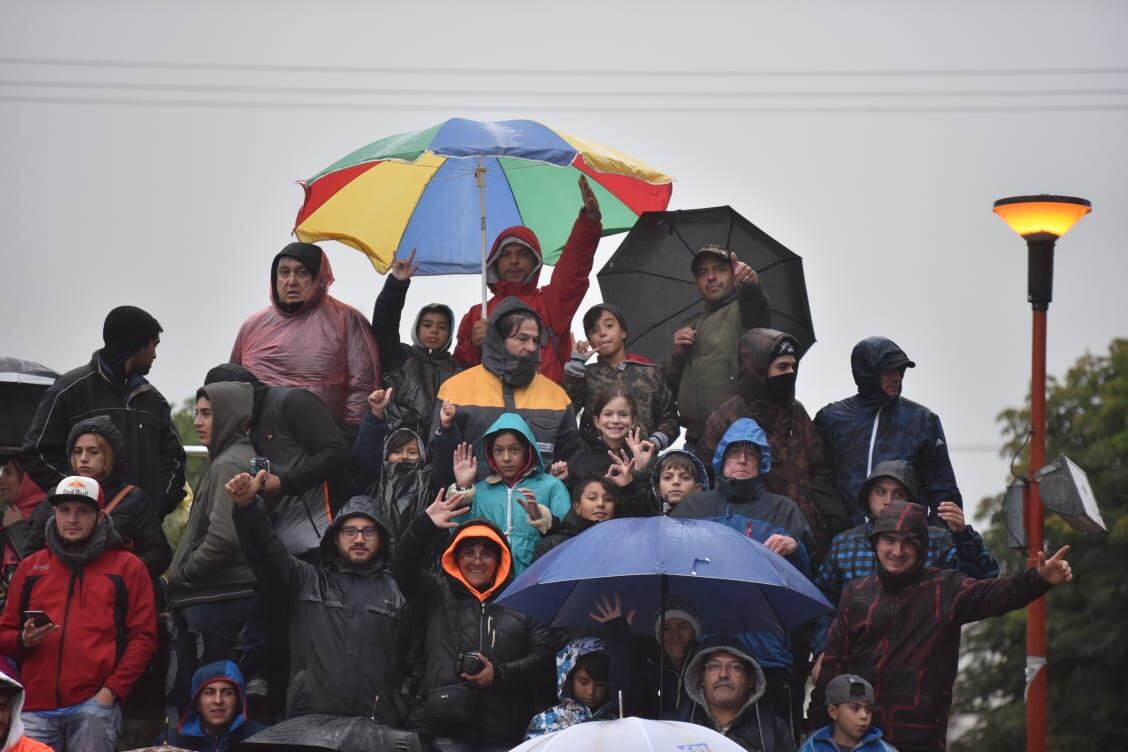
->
[801,674,898,752]
[447,411,571,574]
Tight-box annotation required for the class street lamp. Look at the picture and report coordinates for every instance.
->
[992,193,1090,752]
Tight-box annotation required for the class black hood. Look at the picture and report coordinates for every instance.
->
[737,328,800,402]
[320,495,392,571]
[851,336,916,404]
[857,460,923,517]
[65,415,126,489]
[270,242,329,315]
[205,363,270,424]
[869,499,929,588]
[481,296,543,387]
[410,303,456,357]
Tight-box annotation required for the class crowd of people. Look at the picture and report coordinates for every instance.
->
[0,182,1075,752]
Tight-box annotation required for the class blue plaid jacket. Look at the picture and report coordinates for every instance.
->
[811,520,999,653]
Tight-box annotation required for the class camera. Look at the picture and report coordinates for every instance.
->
[457,651,484,676]
[250,457,271,476]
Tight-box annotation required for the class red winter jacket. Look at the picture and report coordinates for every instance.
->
[0,541,157,710]
[453,212,601,384]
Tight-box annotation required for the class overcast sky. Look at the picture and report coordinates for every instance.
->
[3,0,1125,520]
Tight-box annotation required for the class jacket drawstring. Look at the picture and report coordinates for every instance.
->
[866,404,886,478]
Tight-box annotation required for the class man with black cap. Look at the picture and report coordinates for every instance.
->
[816,500,1073,752]
[814,336,962,522]
[564,302,679,451]
[20,305,186,517]
[231,242,381,433]
[0,475,158,752]
[663,245,770,454]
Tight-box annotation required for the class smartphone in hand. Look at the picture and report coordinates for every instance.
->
[22,611,53,628]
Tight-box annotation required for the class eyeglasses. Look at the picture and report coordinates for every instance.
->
[340,526,379,540]
[458,547,498,562]
[704,660,748,675]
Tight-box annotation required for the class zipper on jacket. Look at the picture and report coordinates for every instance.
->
[866,405,886,477]
[54,570,78,708]
[478,602,487,651]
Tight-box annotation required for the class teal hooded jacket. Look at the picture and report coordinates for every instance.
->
[464,413,571,574]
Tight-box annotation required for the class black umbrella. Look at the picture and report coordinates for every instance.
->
[232,715,423,752]
[596,206,815,364]
[0,357,58,455]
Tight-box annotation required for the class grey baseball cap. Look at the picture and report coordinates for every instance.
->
[826,674,874,705]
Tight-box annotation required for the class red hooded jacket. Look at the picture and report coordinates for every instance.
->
[453,212,601,384]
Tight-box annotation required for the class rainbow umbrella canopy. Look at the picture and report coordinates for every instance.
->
[293,118,673,277]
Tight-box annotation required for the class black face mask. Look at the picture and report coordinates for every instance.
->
[765,372,797,404]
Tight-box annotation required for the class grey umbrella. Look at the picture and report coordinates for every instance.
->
[0,356,57,455]
[232,715,424,752]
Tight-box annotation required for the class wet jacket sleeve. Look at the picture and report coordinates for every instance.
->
[736,277,771,331]
[158,417,188,517]
[453,305,485,368]
[351,411,390,493]
[920,413,963,512]
[103,557,158,699]
[428,423,463,493]
[174,460,245,585]
[810,555,846,655]
[540,212,602,341]
[371,274,410,373]
[492,618,555,692]
[949,568,1051,626]
[391,514,443,611]
[232,500,307,594]
[344,308,382,428]
[0,562,31,656]
[949,526,1000,579]
[281,390,350,495]
[648,373,680,450]
[553,404,583,466]
[127,490,174,578]
[18,384,74,493]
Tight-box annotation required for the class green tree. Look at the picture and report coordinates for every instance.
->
[171,395,208,491]
[952,339,1126,751]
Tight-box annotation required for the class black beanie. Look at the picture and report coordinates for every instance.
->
[275,242,323,280]
[102,306,162,366]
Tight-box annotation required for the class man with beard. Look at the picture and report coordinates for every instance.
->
[816,500,1072,752]
[166,662,265,751]
[0,476,157,751]
[21,306,186,517]
[434,297,581,473]
[696,328,844,562]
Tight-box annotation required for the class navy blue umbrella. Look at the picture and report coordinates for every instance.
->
[496,516,832,636]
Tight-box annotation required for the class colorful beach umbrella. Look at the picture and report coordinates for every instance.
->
[292,118,673,285]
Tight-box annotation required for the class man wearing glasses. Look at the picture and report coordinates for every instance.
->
[678,637,793,751]
[225,473,413,727]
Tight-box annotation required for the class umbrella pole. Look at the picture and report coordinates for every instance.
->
[476,156,488,318]
[658,573,668,718]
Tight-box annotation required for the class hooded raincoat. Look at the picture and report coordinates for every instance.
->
[231,244,381,430]
[232,494,412,724]
[671,419,814,554]
[524,636,613,738]
[168,661,266,751]
[0,672,52,752]
[649,449,711,515]
[18,416,171,577]
[818,502,1053,752]
[814,337,961,519]
[434,297,581,469]
[392,516,554,748]
[453,213,602,383]
[167,382,257,608]
[678,638,793,751]
[371,273,459,437]
[460,413,571,574]
[697,328,844,560]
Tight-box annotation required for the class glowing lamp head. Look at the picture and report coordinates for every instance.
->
[993,195,1091,239]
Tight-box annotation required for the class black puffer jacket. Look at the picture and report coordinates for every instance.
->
[232,495,412,725]
[20,351,186,516]
[393,515,554,747]
[532,509,595,561]
[18,416,172,577]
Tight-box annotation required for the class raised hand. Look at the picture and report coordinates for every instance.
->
[936,501,967,534]
[1036,545,1073,586]
[579,175,601,220]
[224,470,268,508]
[453,442,478,488]
[604,449,634,488]
[425,488,467,530]
[730,252,758,288]
[549,461,569,481]
[391,248,420,281]
[440,400,457,429]
[367,388,393,420]
[624,427,656,473]
[574,339,592,358]
[589,592,636,626]
[517,488,542,521]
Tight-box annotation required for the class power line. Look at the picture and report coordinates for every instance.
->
[3,93,1127,114]
[1,56,1126,79]
[2,78,1127,100]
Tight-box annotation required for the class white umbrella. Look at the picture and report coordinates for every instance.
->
[509,717,747,751]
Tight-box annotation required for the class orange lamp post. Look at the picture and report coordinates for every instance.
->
[992,194,1090,752]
